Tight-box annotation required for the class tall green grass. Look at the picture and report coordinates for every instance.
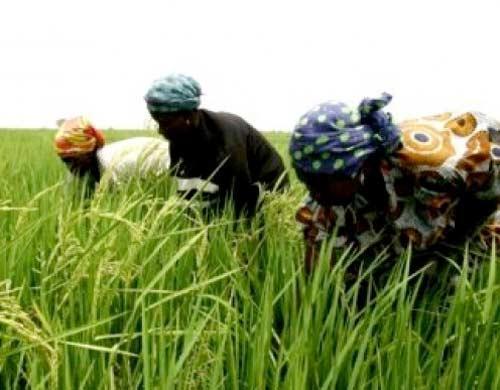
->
[0,130,498,389]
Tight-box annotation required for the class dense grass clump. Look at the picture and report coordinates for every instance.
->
[0,130,498,389]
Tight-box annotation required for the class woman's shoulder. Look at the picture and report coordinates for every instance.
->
[106,136,168,148]
[97,137,169,166]
[100,137,167,154]
[201,109,254,133]
[392,111,498,190]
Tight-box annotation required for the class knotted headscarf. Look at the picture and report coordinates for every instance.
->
[290,93,402,177]
[144,73,202,114]
[54,116,105,158]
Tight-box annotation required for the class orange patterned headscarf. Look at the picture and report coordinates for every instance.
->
[54,117,105,158]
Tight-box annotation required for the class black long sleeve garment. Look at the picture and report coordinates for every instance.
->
[169,109,288,216]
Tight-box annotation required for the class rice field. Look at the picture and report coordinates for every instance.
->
[0,130,498,389]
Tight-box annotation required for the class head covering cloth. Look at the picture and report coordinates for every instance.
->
[144,73,202,114]
[54,116,105,158]
[290,93,401,178]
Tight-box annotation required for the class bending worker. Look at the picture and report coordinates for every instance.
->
[290,94,499,272]
[144,73,288,216]
[54,116,170,190]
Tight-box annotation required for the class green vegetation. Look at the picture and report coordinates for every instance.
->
[0,130,498,389]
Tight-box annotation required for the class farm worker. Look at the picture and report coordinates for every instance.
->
[290,93,500,272]
[144,73,289,216]
[54,116,170,188]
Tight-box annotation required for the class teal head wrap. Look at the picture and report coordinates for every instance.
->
[145,73,202,114]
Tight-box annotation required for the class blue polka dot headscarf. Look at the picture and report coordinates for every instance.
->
[145,73,202,114]
[290,93,402,178]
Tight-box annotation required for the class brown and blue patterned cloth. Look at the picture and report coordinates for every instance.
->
[293,107,500,267]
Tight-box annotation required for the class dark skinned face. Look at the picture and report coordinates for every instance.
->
[152,111,199,146]
[298,161,369,207]
[306,155,384,206]
[61,153,95,177]
[310,175,362,206]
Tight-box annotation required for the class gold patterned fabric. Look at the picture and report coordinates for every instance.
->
[296,111,500,268]
[387,111,499,250]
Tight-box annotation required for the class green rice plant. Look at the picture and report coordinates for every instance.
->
[0,130,497,389]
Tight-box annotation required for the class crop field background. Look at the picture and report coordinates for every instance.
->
[0,130,498,389]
